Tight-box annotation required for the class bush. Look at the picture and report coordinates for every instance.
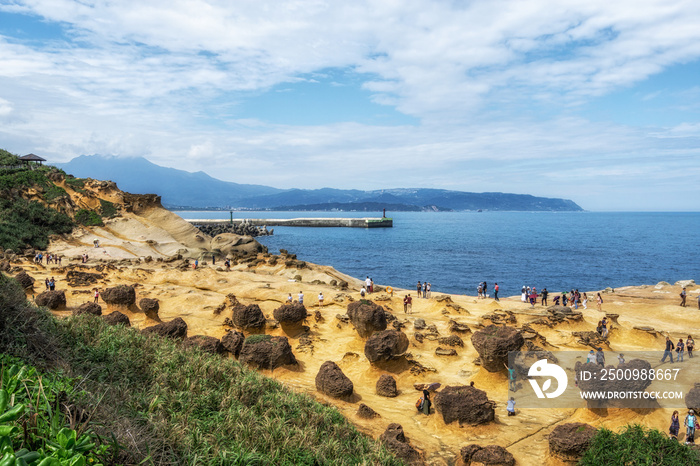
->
[580,424,700,465]
[0,198,75,251]
[75,209,104,227]
[99,199,117,218]
[43,183,68,202]
[64,175,85,192]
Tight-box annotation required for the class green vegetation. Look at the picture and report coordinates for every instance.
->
[0,198,74,251]
[245,334,272,345]
[0,274,402,465]
[0,149,20,166]
[580,424,700,465]
[64,176,86,193]
[99,199,117,218]
[75,209,104,227]
[43,184,68,202]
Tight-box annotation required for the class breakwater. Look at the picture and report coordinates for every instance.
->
[187,217,393,228]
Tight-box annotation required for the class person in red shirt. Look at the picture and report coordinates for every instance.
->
[404,294,413,313]
[494,283,500,301]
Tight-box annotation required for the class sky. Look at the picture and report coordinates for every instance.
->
[1,1,699,211]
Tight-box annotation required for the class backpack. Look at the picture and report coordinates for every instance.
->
[416,397,424,411]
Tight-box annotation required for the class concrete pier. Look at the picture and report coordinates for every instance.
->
[187,217,393,228]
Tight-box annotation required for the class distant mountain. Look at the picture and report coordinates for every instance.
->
[56,155,282,207]
[57,155,583,211]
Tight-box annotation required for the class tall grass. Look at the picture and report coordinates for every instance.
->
[1,273,402,465]
[580,424,699,466]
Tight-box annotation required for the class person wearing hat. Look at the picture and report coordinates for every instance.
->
[595,347,605,368]
[685,409,697,444]
[587,349,596,364]
[680,287,687,307]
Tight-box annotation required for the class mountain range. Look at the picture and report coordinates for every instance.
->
[56,155,583,212]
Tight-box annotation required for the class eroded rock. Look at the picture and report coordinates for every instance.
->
[434,385,495,425]
[460,444,514,466]
[365,330,409,363]
[315,361,353,398]
[102,285,136,306]
[73,302,102,316]
[376,374,399,397]
[471,325,524,372]
[347,300,387,338]
[548,423,597,463]
[379,423,423,465]
[35,290,66,309]
[143,317,188,339]
[239,335,296,370]
[221,330,245,357]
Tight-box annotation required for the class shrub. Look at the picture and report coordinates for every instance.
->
[43,183,68,202]
[99,199,117,218]
[0,198,74,251]
[64,175,85,192]
[580,424,700,465]
[75,209,104,227]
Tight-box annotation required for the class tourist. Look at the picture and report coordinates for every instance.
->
[421,390,431,415]
[506,397,516,416]
[595,347,605,368]
[601,317,608,339]
[685,410,696,444]
[478,283,483,299]
[505,363,516,391]
[318,292,324,307]
[212,254,215,265]
[365,276,372,294]
[582,292,588,309]
[482,282,488,298]
[298,291,304,304]
[586,350,596,363]
[426,282,431,299]
[287,293,293,303]
[677,338,685,362]
[44,278,50,290]
[529,289,537,307]
[469,381,475,387]
[562,292,568,306]
[49,277,55,291]
[670,411,680,439]
[370,278,374,294]
[193,259,198,270]
[541,288,548,306]
[57,255,61,265]
[403,294,410,313]
[596,321,603,336]
[360,287,366,298]
[417,281,422,297]
[680,288,687,307]
[521,286,527,303]
[225,259,231,271]
[94,288,99,303]
[596,292,603,312]
[422,281,427,298]
[688,335,695,358]
[494,282,499,301]
[661,336,675,364]
[406,294,413,313]
[617,353,625,364]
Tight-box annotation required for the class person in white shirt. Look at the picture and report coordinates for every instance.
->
[365,276,371,293]
[318,292,324,307]
[298,291,304,304]
[586,350,596,363]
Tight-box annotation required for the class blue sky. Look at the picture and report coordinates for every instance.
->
[1,1,699,211]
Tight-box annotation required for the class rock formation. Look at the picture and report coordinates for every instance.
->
[183,335,224,354]
[364,330,409,363]
[232,304,266,332]
[103,311,131,326]
[273,302,307,334]
[35,290,66,309]
[14,271,35,289]
[102,285,136,306]
[548,423,597,463]
[459,444,514,466]
[239,335,296,370]
[221,330,245,357]
[346,300,388,338]
[471,325,524,372]
[433,385,495,425]
[315,361,353,398]
[356,403,379,419]
[139,298,160,320]
[74,302,102,316]
[376,374,399,397]
[379,423,423,465]
[143,317,188,339]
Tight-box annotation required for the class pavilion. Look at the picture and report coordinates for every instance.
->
[19,153,46,168]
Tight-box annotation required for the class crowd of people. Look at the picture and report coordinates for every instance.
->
[34,252,62,265]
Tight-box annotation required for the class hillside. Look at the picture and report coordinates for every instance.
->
[58,154,584,211]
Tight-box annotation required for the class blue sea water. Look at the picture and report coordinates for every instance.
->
[177,211,700,298]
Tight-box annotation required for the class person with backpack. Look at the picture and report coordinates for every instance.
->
[416,389,431,415]
[677,338,685,362]
[504,363,516,391]
[685,409,697,444]
[661,336,675,364]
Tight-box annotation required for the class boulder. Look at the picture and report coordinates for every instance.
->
[434,385,495,426]
[183,335,224,354]
[376,374,399,397]
[471,325,524,372]
[232,304,266,331]
[379,423,423,466]
[438,335,464,347]
[35,290,67,309]
[436,347,458,356]
[460,445,514,466]
[548,423,597,463]
[103,311,131,326]
[102,285,136,306]
[143,317,188,339]
[211,233,265,257]
[346,300,387,338]
[357,403,380,419]
[139,298,160,320]
[73,302,102,316]
[14,271,35,289]
[675,279,696,287]
[239,335,296,370]
[414,318,427,330]
[315,361,353,398]
[364,330,409,364]
[221,330,245,357]
[273,302,307,334]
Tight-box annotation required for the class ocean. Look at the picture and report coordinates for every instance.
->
[176,211,700,298]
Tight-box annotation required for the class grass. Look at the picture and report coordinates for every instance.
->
[75,209,104,227]
[580,424,700,465]
[1,273,403,465]
[0,197,75,252]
